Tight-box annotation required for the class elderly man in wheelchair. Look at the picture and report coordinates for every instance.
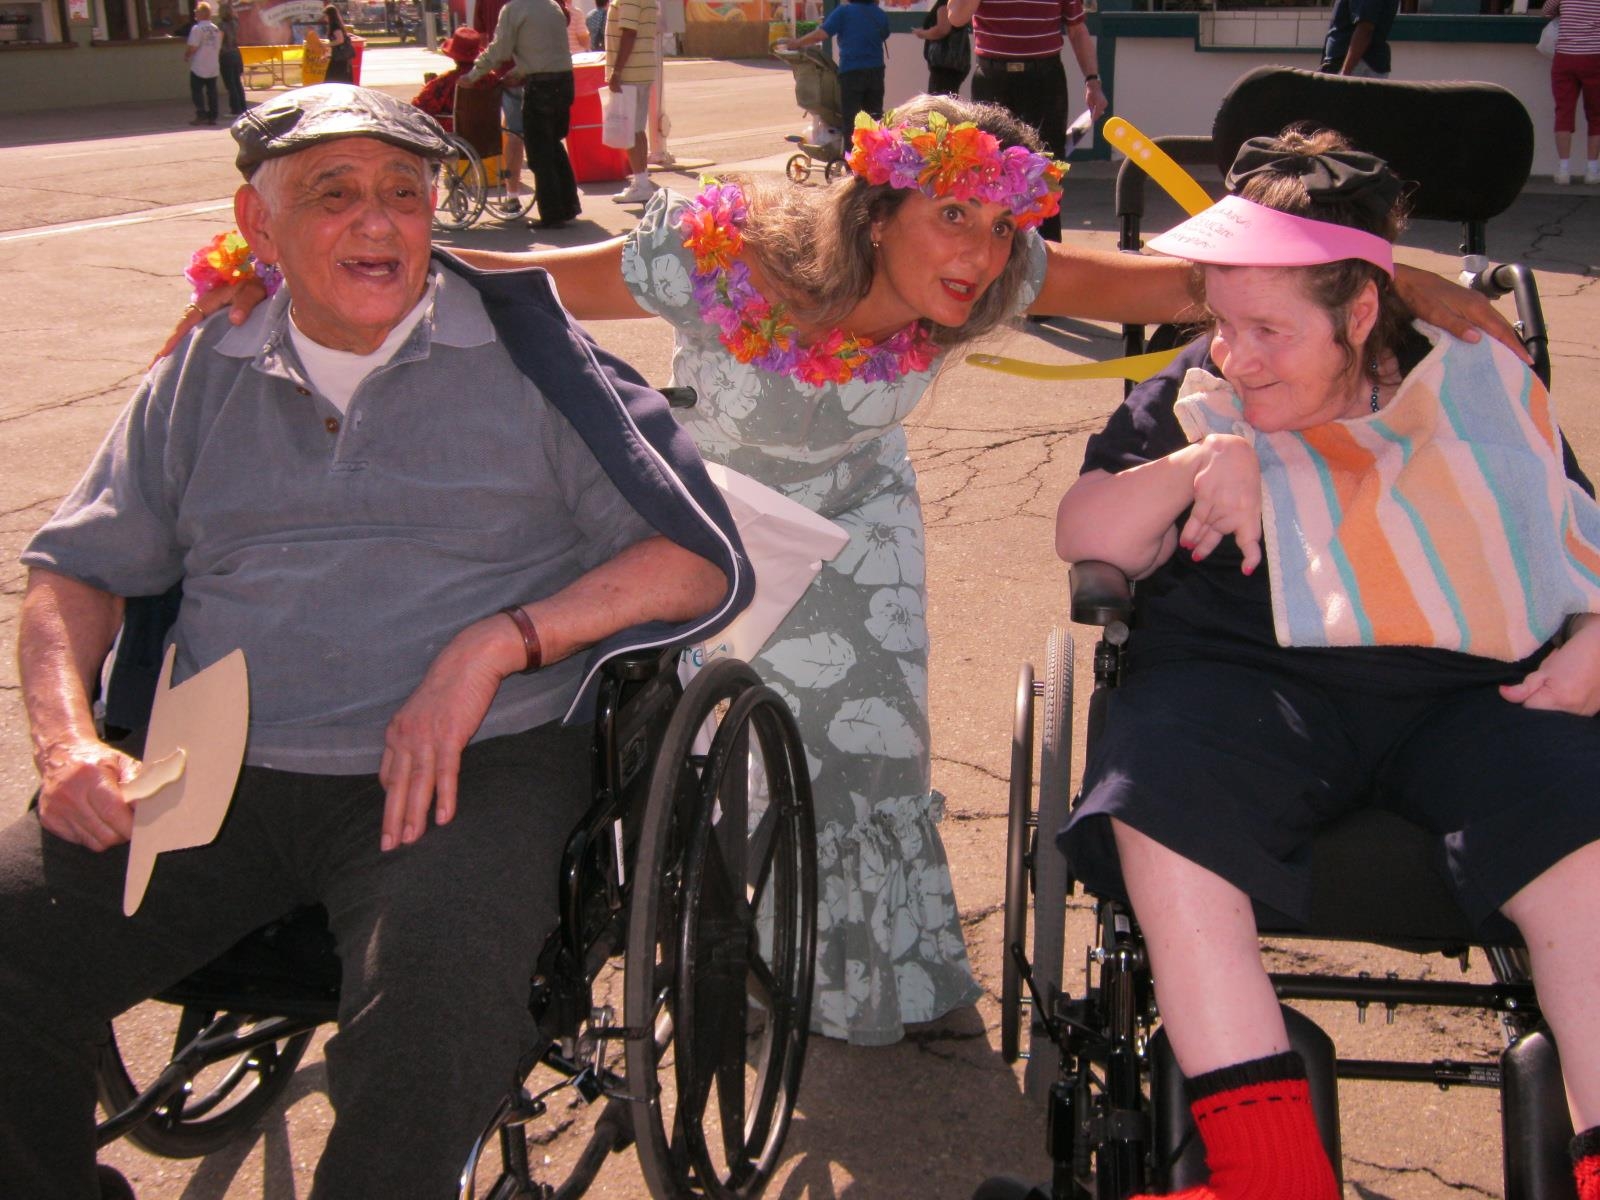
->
[1050,128,1600,1200]
[0,84,776,1199]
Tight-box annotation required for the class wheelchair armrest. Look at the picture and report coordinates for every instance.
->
[602,645,680,683]
[1069,561,1133,628]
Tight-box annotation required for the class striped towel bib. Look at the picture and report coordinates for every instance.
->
[1174,322,1600,661]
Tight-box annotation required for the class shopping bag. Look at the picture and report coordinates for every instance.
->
[1538,18,1559,56]
[686,463,850,670]
[602,84,638,149]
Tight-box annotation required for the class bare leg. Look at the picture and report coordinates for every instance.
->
[502,131,525,196]
[647,43,672,164]
[1113,819,1289,1076]
[1115,819,1336,1200]
[1500,840,1600,1129]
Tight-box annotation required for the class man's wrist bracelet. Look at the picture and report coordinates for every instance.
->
[499,605,543,674]
[1084,73,1100,82]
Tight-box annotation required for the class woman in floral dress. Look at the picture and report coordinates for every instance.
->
[614,148,1052,1042]
[181,92,1522,1046]
[619,97,1063,1043]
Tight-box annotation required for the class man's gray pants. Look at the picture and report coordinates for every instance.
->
[0,721,592,1199]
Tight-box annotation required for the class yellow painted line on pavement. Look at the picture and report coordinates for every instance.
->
[0,199,234,245]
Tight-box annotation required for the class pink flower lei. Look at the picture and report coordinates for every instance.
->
[846,111,1069,230]
[676,182,939,388]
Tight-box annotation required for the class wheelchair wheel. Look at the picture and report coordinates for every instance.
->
[433,136,487,231]
[1025,626,1074,1100]
[785,154,811,184]
[95,1006,313,1158]
[823,158,848,183]
[1001,661,1035,1064]
[1001,628,1074,1096]
[625,658,816,1200]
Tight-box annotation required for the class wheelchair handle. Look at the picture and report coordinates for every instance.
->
[659,386,697,409]
[1463,262,1550,390]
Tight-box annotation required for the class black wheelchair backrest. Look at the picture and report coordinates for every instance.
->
[1212,67,1533,225]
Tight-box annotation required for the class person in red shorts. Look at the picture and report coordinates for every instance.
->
[1543,0,1600,184]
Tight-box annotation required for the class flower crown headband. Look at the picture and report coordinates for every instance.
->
[845,111,1069,230]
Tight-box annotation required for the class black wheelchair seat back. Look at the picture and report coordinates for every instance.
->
[1211,67,1534,225]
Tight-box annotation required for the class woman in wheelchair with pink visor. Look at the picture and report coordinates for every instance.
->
[1054,128,1600,1200]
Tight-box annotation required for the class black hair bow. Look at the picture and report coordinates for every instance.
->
[1225,136,1403,218]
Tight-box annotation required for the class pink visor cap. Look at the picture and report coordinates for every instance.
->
[1145,194,1395,277]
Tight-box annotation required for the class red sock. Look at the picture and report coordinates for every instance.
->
[1572,1126,1600,1200]
[1133,1053,1338,1200]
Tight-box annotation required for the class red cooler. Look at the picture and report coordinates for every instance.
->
[568,51,630,184]
[349,34,366,83]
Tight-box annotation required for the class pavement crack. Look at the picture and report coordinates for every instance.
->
[1345,1155,1498,1197]
[934,753,1008,785]
[0,376,143,425]
[962,902,1002,926]
[97,264,176,280]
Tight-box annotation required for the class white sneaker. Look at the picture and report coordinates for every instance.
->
[649,148,677,167]
[613,176,659,204]
[1586,165,1600,186]
[1555,166,1573,185]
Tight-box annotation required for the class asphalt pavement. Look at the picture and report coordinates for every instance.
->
[2,49,1599,1199]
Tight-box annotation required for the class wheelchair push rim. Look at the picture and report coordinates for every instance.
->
[432,134,488,231]
[624,657,817,1200]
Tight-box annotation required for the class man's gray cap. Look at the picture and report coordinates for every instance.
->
[232,84,454,177]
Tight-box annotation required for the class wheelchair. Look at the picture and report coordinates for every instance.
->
[92,590,817,1200]
[984,67,1576,1200]
[431,79,535,231]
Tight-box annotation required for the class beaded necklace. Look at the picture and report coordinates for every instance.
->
[677,182,939,389]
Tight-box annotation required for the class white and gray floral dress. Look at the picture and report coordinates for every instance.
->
[621,187,1046,1046]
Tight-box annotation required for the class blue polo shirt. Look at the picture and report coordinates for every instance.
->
[822,0,889,73]
[24,271,659,775]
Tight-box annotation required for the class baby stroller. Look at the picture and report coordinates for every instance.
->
[774,44,849,184]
